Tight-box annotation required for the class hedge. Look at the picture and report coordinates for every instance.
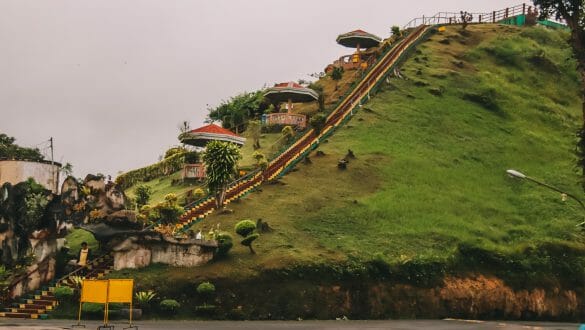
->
[116,152,186,190]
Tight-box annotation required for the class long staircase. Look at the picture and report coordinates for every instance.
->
[0,253,113,319]
[175,3,544,233]
[175,24,433,232]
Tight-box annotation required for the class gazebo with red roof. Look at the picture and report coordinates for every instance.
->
[179,123,246,148]
[178,124,246,180]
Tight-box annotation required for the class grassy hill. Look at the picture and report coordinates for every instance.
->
[113,24,585,292]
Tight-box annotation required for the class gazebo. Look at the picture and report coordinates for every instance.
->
[262,82,319,129]
[179,123,246,147]
[335,29,382,69]
[178,124,246,179]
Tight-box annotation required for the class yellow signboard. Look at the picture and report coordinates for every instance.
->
[107,279,134,303]
[80,280,109,303]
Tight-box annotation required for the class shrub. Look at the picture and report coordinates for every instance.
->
[54,286,74,301]
[115,152,186,190]
[215,232,233,258]
[70,275,84,289]
[164,146,186,159]
[309,113,327,133]
[331,66,344,81]
[391,25,400,36]
[196,281,216,299]
[159,299,180,314]
[281,126,295,143]
[235,220,256,237]
[241,233,260,247]
[82,302,104,315]
[235,220,259,254]
[135,290,157,307]
[135,185,152,208]
[184,151,200,164]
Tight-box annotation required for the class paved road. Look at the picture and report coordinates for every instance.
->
[0,319,580,330]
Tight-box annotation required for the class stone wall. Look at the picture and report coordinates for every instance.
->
[111,235,217,270]
[9,257,57,299]
[0,160,60,193]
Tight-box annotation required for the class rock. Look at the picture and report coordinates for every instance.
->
[111,234,218,270]
[104,210,140,229]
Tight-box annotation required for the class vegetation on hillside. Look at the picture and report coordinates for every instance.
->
[160,24,583,285]
[107,25,585,313]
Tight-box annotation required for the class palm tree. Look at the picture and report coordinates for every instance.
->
[202,141,242,209]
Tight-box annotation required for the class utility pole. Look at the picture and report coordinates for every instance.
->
[49,137,56,193]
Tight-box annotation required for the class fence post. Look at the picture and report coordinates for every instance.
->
[523,3,526,15]
[479,15,482,23]
[505,7,509,18]
[492,11,496,23]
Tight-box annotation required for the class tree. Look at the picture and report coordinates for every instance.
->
[281,125,295,143]
[460,11,473,29]
[391,25,401,36]
[247,120,262,149]
[331,67,344,91]
[154,193,183,225]
[207,91,269,133]
[202,141,242,209]
[234,219,259,254]
[134,185,152,208]
[309,113,327,133]
[533,0,585,189]
[0,133,44,161]
[60,163,73,177]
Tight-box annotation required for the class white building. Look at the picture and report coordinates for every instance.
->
[0,160,61,193]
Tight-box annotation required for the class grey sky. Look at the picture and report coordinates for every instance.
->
[1,0,519,178]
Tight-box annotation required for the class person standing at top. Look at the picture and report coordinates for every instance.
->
[77,242,91,267]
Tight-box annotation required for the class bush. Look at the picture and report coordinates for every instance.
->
[159,299,180,314]
[184,151,200,164]
[309,113,327,133]
[135,290,157,307]
[115,152,186,190]
[215,232,233,258]
[82,302,104,315]
[391,25,400,36]
[241,233,260,247]
[135,185,152,208]
[164,147,186,159]
[235,220,259,254]
[54,286,74,301]
[197,281,216,299]
[235,220,256,237]
[331,66,344,81]
[195,304,216,316]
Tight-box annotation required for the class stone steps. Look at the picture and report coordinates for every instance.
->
[0,254,113,319]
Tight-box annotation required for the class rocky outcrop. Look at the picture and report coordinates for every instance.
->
[111,234,217,270]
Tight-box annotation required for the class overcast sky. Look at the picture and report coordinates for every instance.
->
[1,0,519,178]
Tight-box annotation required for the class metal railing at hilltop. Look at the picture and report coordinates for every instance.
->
[403,3,530,29]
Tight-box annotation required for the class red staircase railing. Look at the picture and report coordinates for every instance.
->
[175,24,431,232]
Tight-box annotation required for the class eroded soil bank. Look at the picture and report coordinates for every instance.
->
[150,274,583,321]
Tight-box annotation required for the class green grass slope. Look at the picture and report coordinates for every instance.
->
[114,25,585,288]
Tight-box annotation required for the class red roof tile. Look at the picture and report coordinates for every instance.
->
[189,124,241,137]
[273,81,304,89]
